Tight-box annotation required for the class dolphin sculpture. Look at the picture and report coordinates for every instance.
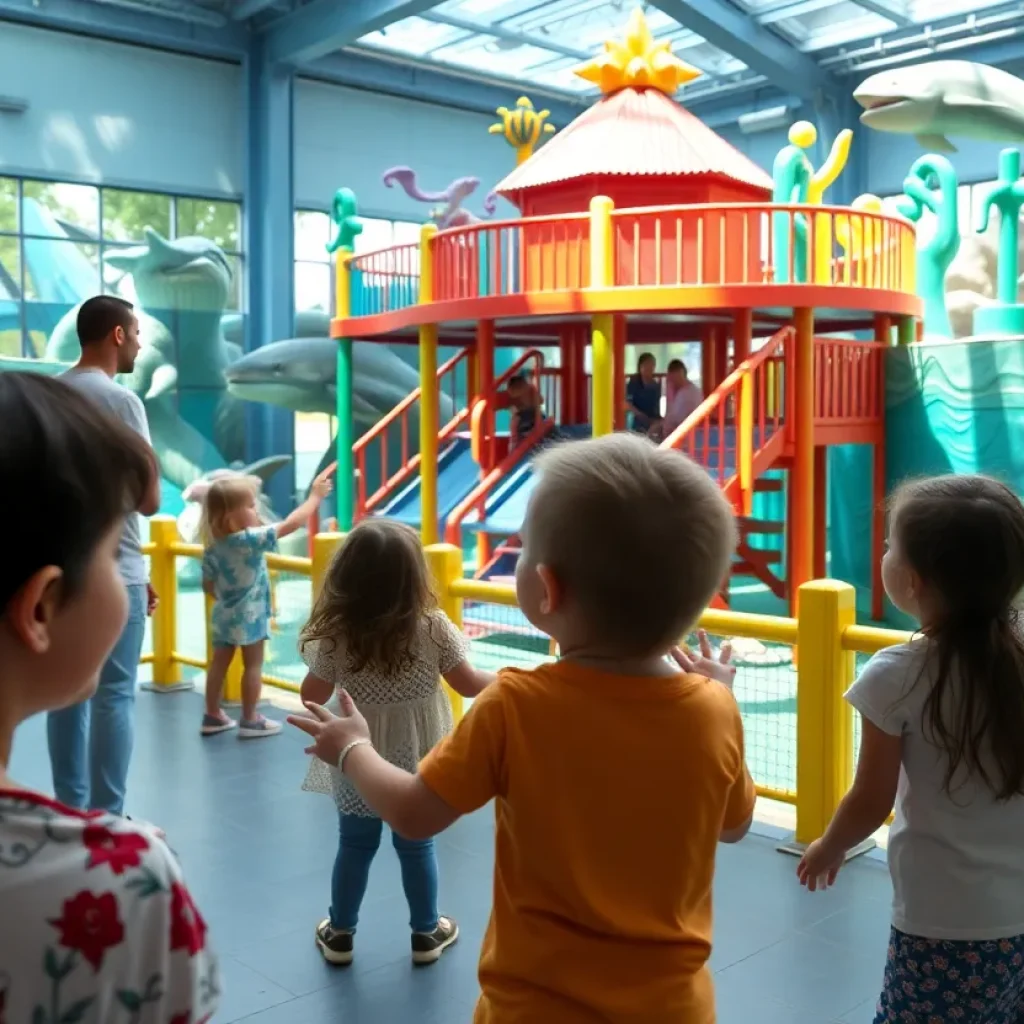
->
[225,336,455,428]
[225,337,458,520]
[854,60,1024,153]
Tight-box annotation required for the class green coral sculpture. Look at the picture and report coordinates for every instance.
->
[896,155,959,339]
[977,148,1024,306]
[327,187,363,254]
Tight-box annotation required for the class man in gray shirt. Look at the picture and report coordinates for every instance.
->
[47,295,161,816]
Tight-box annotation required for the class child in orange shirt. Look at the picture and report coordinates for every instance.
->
[289,432,755,1024]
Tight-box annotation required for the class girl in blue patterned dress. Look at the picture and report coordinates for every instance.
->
[798,475,1024,1023]
[199,465,334,739]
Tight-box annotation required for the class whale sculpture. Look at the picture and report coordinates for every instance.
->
[854,60,1024,153]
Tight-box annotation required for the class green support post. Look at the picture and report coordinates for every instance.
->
[327,188,362,529]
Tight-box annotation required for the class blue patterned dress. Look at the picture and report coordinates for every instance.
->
[202,526,278,648]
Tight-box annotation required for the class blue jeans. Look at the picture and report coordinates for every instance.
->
[331,814,439,934]
[47,583,147,816]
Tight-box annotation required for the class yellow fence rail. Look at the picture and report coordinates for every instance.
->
[142,516,911,848]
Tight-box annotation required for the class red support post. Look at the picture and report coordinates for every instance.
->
[613,314,627,431]
[477,320,495,471]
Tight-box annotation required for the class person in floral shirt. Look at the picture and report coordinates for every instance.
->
[0,373,219,1023]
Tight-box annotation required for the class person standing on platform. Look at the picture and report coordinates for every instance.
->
[625,352,662,435]
[660,360,704,441]
[47,296,161,817]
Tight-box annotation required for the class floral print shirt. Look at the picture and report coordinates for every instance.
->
[202,525,278,648]
[0,790,219,1024]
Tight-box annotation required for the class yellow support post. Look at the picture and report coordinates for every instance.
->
[142,516,191,692]
[205,594,244,706]
[589,195,615,438]
[419,222,440,545]
[737,372,754,515]
[335,248,351,322]
[791,580,858,850]
[312,531,345,604]
[425,543,466,722]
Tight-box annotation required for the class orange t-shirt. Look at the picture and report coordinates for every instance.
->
[418,661,755,1024]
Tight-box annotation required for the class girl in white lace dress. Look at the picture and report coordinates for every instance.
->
[298,519,493,967]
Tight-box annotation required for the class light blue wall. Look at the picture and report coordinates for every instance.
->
[293,78,519,219]
[0,22,243,197]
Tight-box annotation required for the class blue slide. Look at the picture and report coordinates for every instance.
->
[381,435,479,537]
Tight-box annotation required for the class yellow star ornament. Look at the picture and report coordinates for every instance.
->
[575,7,702,96]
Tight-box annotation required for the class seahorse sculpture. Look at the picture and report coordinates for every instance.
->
[327,187,363,254]
[381,167,497,229]
[897,155,960,338]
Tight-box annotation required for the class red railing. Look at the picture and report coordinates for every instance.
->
[432,213,590,302]
[661,328,791,512]
[353,348,470,518]
[610,203,915,291]
[813,338,885,426]
[445,416,555,546]
[473,349,547,471]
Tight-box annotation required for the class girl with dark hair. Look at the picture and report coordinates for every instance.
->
[798,474,1024,1023]
[296,518,493,968]
[625,352,662,434]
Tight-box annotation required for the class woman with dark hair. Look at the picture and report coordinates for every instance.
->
[625,352,662,434]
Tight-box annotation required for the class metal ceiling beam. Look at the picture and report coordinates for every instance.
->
[306,48,589,127]
[0,0,247,60]
[851,0,912,27]
[86,0,227,26]
[422,11,592,61]
[233,0,283,20]
[648,0,840,101]
[264,0,446,66]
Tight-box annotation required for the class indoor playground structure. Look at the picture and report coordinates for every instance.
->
[328,6,917,630]
[16,2,1024,853]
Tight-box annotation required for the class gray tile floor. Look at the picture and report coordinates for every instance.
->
[11,691,893,1023]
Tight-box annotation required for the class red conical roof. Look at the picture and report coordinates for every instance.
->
[495,87,773,197]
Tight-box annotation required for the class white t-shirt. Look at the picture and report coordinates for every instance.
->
[846,640,1024,940]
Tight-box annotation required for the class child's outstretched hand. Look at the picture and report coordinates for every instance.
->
[311,462,337,501]
[670,629,736,689]
[797,838,844,892]
[287,690,369,766]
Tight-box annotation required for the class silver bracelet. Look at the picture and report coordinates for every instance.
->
[337,738,371,774]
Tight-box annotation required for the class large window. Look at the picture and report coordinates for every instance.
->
[293,210,422,315]
[0,176,243,357]
[291,210,423,492]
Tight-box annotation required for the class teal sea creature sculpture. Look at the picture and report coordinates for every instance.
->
[46,228,245,464]
[770,129,810,284]
[896,155,960,339]
[327,188,364,254]
[977,148,1024,306]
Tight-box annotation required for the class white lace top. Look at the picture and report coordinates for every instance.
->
[300,611,468,816]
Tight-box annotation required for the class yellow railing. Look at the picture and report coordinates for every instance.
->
[142,517,910,848]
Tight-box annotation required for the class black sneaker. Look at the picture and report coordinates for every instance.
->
[411,916,459,965]
[315,918,354,966]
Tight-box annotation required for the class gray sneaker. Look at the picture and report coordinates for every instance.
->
[238,716,282,739]
[411,916,459,965]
